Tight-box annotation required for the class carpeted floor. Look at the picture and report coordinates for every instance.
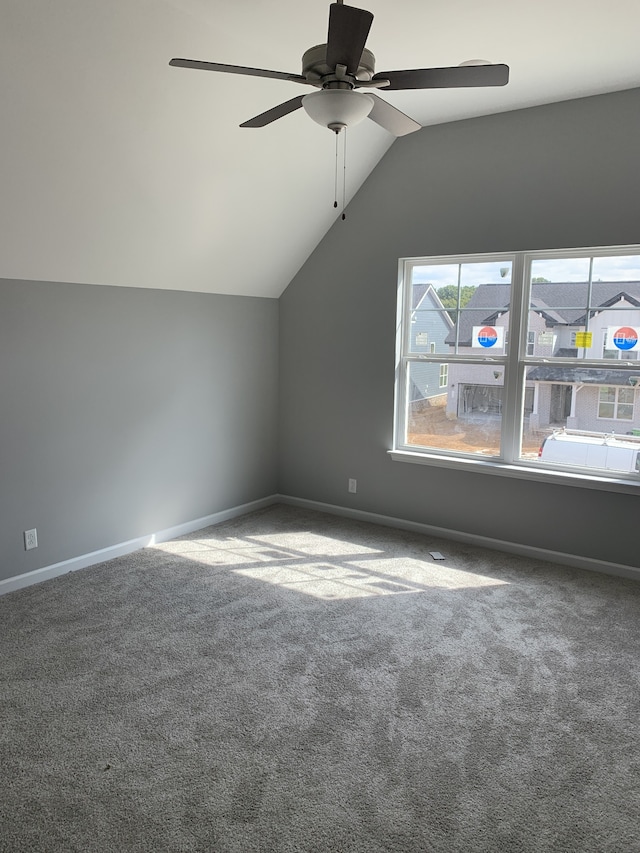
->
[1,504,639,852]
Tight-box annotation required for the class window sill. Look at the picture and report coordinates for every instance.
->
[388,449,640,495]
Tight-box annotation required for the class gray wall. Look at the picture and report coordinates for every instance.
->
[0,280,278,583]
[279,88,640,570]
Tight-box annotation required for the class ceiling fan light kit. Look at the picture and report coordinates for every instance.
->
[302,89,374,132]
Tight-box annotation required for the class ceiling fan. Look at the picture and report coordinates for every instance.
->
[170,0,509,137]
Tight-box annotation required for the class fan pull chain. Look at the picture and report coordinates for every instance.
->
[334,130,339,210]
[332,128,348,221]
[342,128,347,220]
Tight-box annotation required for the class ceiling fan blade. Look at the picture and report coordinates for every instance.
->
[326,3,374,75]
[372,63,509,90]
[367,94,421,137]
[169,58,307,85]
[240,95,306,128]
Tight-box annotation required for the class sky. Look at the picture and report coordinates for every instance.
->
[411,253,640,288]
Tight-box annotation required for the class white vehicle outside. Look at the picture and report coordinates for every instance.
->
[538,429,640,474]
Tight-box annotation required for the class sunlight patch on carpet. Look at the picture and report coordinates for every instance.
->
[248,532,384,557]
[233,562,419,599]
[152,530,509,598]
[234,557,508,599]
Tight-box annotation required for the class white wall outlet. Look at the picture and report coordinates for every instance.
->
[24,528,38,550]
[348,478,357,494]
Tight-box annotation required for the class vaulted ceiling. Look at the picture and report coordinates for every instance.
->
[2,0,639,297]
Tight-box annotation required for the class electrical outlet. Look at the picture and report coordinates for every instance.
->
[24,528,38,550]
[348,478,357,494]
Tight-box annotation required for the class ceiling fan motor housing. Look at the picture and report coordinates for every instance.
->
[302,45,376,88]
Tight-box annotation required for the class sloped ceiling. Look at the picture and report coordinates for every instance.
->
[2,0,639,298]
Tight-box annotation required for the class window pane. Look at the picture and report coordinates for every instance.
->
[460,261,511,290]
[406,362,503,457]
[530,257,591,284]
[521,366,640,469]
[617,404,634,420]
[528,257,640,361]
[409,310,455,355]
[411,266,459,329]
[598,402,615,418]
[410,261,511,357]
[591,253,640,281]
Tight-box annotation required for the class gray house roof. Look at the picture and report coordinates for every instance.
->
[412,283,453,316]
[444,283,510,346]
[411,283,431,310]
[526,367,640,386]
[445,281,640,345]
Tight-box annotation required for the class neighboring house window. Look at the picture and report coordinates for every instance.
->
[598,386,635,420]
[527,331,535,355]
[393,246,640,484]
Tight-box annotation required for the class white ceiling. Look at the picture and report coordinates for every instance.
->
[2,0,639,298]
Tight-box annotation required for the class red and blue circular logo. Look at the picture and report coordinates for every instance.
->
[612,326,638,350]
[477,326,498,347]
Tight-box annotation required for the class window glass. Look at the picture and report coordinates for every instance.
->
[410,260,511,356]
[405,362,504,458]
[528,254,640,362]
[598,387,616,419]
[522,367,638,459]
[591,254,640,281]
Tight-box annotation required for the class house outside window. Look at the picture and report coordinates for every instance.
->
[394,246,640,483]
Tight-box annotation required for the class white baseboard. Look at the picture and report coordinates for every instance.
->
[3,492,637,596]
[277,494,640,584]
[0,495,279,597]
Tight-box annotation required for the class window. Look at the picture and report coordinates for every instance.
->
[394,247,640,484]
[598,386,635,420]
[527,331,535,355]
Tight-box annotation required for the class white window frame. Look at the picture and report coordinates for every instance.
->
[439,363,448,388]
[391,245,640,494]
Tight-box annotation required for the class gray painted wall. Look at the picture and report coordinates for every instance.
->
[279,88,640,570]
[0,280,278,583]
